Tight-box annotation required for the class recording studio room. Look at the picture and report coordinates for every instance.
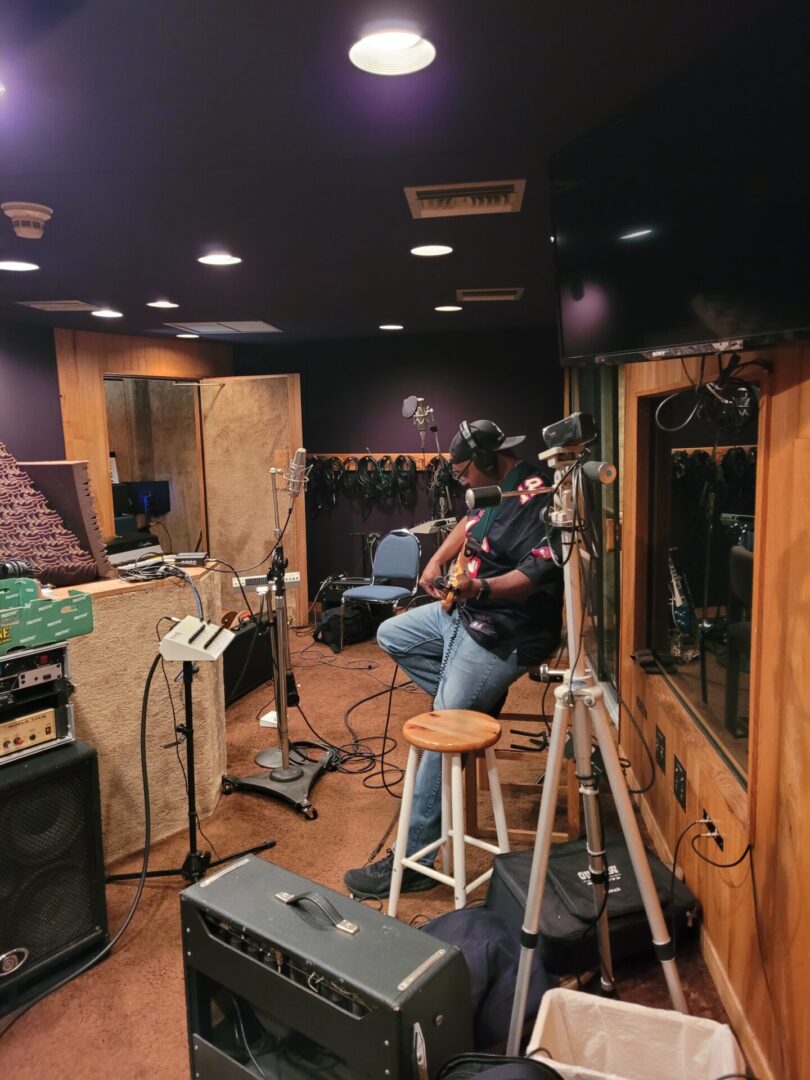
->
[1,3,808,1079]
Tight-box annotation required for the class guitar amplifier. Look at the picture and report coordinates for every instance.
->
[181,855,473,1079]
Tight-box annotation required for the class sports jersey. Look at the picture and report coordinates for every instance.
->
[459,460,563,664]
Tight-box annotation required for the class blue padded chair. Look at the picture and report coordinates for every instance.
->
[339,528,421,651]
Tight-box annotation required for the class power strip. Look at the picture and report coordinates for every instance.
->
[232,571,301,589]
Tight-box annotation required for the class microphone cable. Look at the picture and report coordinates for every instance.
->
[376,455,396,501]
[393,454,417,504]
[356,455,380,502]
[341,456,361,497]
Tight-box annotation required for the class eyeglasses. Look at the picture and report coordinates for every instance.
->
[451,461,471,481]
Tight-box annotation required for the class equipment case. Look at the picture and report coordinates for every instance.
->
[182,854,474,1078]
[486,833,699,976]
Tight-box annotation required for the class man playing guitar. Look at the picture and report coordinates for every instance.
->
[345,419,564,899]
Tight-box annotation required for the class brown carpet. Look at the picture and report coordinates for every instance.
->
[1,634,729,1079]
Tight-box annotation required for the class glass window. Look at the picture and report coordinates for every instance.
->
[646,390,758,782]
[570,366,621,691]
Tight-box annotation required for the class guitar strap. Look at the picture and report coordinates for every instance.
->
[467,462,531,548]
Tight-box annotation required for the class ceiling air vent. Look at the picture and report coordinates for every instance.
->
[166,321,282,334]
[16,300,97,312]
[404,179,526,219]
[455,287,525,303]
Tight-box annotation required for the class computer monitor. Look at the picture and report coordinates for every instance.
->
[127,481,171,517]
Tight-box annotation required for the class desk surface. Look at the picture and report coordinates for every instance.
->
[50,565,210,601]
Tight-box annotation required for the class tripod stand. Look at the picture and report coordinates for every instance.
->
[506,441,687,1053]
[222,466,331,818]
[108,656,276,885]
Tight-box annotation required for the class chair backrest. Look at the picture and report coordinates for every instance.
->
[371,529,421,585]
[729,544,754,617]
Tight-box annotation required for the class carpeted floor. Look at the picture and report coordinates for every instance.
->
[1,633,729,1078]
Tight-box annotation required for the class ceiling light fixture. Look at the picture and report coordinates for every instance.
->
[147,299,179,309]
[177,333,199,339]
[379,324,404,331]
[0,260,39,271]
[619,228,653,240]
[349,29,436,76]
[435,305,462,312]
[198,252,242,266]
[91,308,123,318]
[411,244,453,257]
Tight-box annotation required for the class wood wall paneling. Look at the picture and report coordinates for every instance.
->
[199,374,308,623]
[619,345,810,1080]
[54,328,232,538]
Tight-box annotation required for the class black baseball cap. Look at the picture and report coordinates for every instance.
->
[449,419,526,463]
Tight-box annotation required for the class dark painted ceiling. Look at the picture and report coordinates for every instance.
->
[0,0,770,346]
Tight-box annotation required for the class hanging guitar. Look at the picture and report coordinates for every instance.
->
[667,549,695,636]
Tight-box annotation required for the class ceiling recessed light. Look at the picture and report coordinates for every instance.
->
[147,299,179,309]
[435,305,462,312]
[91,308,123,318]
[379,324,404,331]
[198,252,242,266]
[349,29,436,76]
[177,333,199,339]
[0,260,39,271]
[411,244,453,257]
[619,228,653,240]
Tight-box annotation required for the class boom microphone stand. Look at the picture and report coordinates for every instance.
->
[505,434,688,1053]
[222,456,331,819]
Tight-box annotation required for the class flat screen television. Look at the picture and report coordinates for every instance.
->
[550,8,810,365]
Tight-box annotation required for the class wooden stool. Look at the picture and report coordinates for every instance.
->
[388,709,510,917]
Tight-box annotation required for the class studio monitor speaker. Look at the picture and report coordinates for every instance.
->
[0,741,109,1016]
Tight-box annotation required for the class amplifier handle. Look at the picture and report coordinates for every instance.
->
[275,891,359,935]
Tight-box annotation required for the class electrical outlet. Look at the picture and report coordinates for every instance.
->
[655,726,666,772]
[702,808,724,850]
[673,755,687,810]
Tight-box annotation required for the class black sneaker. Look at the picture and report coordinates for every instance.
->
[343,852,439,899]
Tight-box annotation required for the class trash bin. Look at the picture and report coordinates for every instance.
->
[527,988,746,1080]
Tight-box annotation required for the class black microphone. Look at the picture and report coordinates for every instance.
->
[465,485,503,509]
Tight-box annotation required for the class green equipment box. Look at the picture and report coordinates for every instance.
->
[0,578,94,656]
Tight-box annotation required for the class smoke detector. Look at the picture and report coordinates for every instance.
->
[2,202,54,239]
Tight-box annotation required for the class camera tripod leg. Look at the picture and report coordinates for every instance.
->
[506,691,571,1055]
[570,695,615,995]
[586,689,688,1013]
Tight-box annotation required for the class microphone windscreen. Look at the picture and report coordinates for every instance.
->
[465,485,502,509]
[582,460,617,485]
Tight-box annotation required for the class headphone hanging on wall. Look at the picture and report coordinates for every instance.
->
[458,420,502,476]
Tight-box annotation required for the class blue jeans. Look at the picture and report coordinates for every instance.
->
[377,602,529,860]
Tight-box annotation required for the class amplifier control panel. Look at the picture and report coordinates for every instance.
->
[1,707,61,759]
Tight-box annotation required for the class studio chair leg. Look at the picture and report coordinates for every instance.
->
[388,746,419,918]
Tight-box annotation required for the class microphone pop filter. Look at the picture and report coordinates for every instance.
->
[402,395,419,419]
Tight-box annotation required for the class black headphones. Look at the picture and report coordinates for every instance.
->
[458,420,503,476]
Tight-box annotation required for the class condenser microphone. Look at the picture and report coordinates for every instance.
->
[287,448,309,501]
[465,485,503,509]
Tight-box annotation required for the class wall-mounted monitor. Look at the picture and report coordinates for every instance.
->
[550,9,810,365]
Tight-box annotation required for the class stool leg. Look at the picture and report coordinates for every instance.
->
[388,746,419,918]
[451,753,467,909]
[484,747,510,854]
[441,753,451,874]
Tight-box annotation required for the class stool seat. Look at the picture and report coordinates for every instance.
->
[403,709,502,753]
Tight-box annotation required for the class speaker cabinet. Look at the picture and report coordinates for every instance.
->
[0,741,109,1016]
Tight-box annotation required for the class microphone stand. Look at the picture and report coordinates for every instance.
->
[221,465,331,820]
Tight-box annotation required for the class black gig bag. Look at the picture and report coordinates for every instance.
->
[486,832,700,976]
